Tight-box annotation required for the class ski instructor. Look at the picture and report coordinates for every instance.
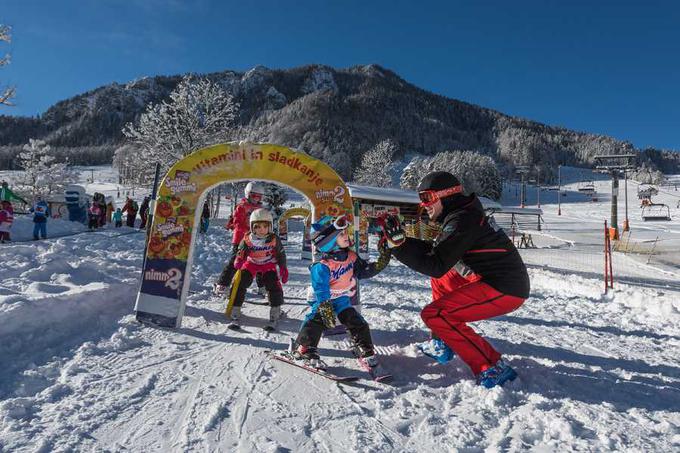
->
[379,171,530,388]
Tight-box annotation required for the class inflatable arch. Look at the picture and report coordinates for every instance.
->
[134,143,354,328]
[278,206,312,242]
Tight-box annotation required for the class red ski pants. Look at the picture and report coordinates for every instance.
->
[421,280,524,375]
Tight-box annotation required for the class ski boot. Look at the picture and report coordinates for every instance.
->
[417,338,454,364]
[357,353,392,382]
[292,344,326,370]
[476,359,518,389]
[213,283,227,296]
[228,307,242,330]
[264,306,281,331]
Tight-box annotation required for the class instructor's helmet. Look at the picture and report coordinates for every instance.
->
[244,182,265,202]
[249,208,273,233]
[311,215,350,253]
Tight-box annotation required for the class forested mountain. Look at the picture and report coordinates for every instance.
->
[1,64,678,179]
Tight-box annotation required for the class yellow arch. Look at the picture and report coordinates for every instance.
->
[134,142,353,328]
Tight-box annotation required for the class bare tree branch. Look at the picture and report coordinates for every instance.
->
[1,24,15,106]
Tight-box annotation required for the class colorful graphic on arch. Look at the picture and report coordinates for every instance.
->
[135,143,353,328]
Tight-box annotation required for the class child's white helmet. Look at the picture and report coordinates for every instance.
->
[250,208,273,232]
[244,182,265,199]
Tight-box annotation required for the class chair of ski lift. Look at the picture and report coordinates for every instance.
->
[641,203,671,221]
[577,180,595,195]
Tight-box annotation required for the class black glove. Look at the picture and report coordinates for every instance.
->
[378,214,405,248]
[318,300,336,328]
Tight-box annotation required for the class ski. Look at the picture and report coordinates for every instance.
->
[227,323,251,333]
[269,351,360,383]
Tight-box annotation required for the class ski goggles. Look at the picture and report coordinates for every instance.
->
[418,185,463,207]
[332,214,350,230]
[312,215,350,251]
[249,193,263,202]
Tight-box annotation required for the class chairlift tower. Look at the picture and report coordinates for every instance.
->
[515,166,530,208]
[594,154,637,239]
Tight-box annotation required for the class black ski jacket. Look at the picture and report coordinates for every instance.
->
[392,195,530,298]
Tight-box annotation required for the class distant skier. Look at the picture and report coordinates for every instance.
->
[291,214,391,373]
[139,196,150,229]
[30,196,50,240]
[112,207,123,228]
[200,201,210,234]
[213,182,265,294]
[379,171,530,388]
[88,203,102,231]
[0,180,27,205]
[0,200,14,243]
[228,208,287,330]
[93,193,107,227]
[121,197,138,227]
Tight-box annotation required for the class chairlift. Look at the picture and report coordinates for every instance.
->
[641,203,671,222]
[577,180,596,194]
[637,183,658,200]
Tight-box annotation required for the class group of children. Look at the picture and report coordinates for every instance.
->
[0,193,51,242]
[215,183,391,372]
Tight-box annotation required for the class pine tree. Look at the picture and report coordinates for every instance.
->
[123,75,240,185]
[353,139,397,187]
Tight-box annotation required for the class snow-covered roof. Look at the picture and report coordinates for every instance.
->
[346,183,505,211]
[346,183,420,204]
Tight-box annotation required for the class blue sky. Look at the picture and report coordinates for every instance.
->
[2,0,679,150]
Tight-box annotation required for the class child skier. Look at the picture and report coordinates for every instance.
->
[291,214,391,373]
[112,208,123,228]
[0,200,14,243]
[88,203,102,230]
[30,196,50,240]
[228,208,288,331]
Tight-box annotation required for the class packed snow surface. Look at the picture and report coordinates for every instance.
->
[1,166,679,451]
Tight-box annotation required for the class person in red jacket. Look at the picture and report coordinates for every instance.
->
[121,197,138,227]
[380,171,530,388]
[0,200,14,243]
[213,182,265,294]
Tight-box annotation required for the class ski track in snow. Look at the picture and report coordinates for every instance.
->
[1,168,680,451]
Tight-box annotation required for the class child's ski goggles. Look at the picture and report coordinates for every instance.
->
[332,214,350,230]
[418,185,463,207]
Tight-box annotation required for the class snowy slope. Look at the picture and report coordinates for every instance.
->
[1,167,680,451]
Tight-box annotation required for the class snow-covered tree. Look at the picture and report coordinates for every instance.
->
[1,24,15,106]
[400,150,502,200]
[400,155,431,191]
[123,75,240,185]
[46,160,79,195]
[353,139,397,187]
[264,183,288,218]
[17,139,56,199]
[631,162,664,185]
[113,144,145,186]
